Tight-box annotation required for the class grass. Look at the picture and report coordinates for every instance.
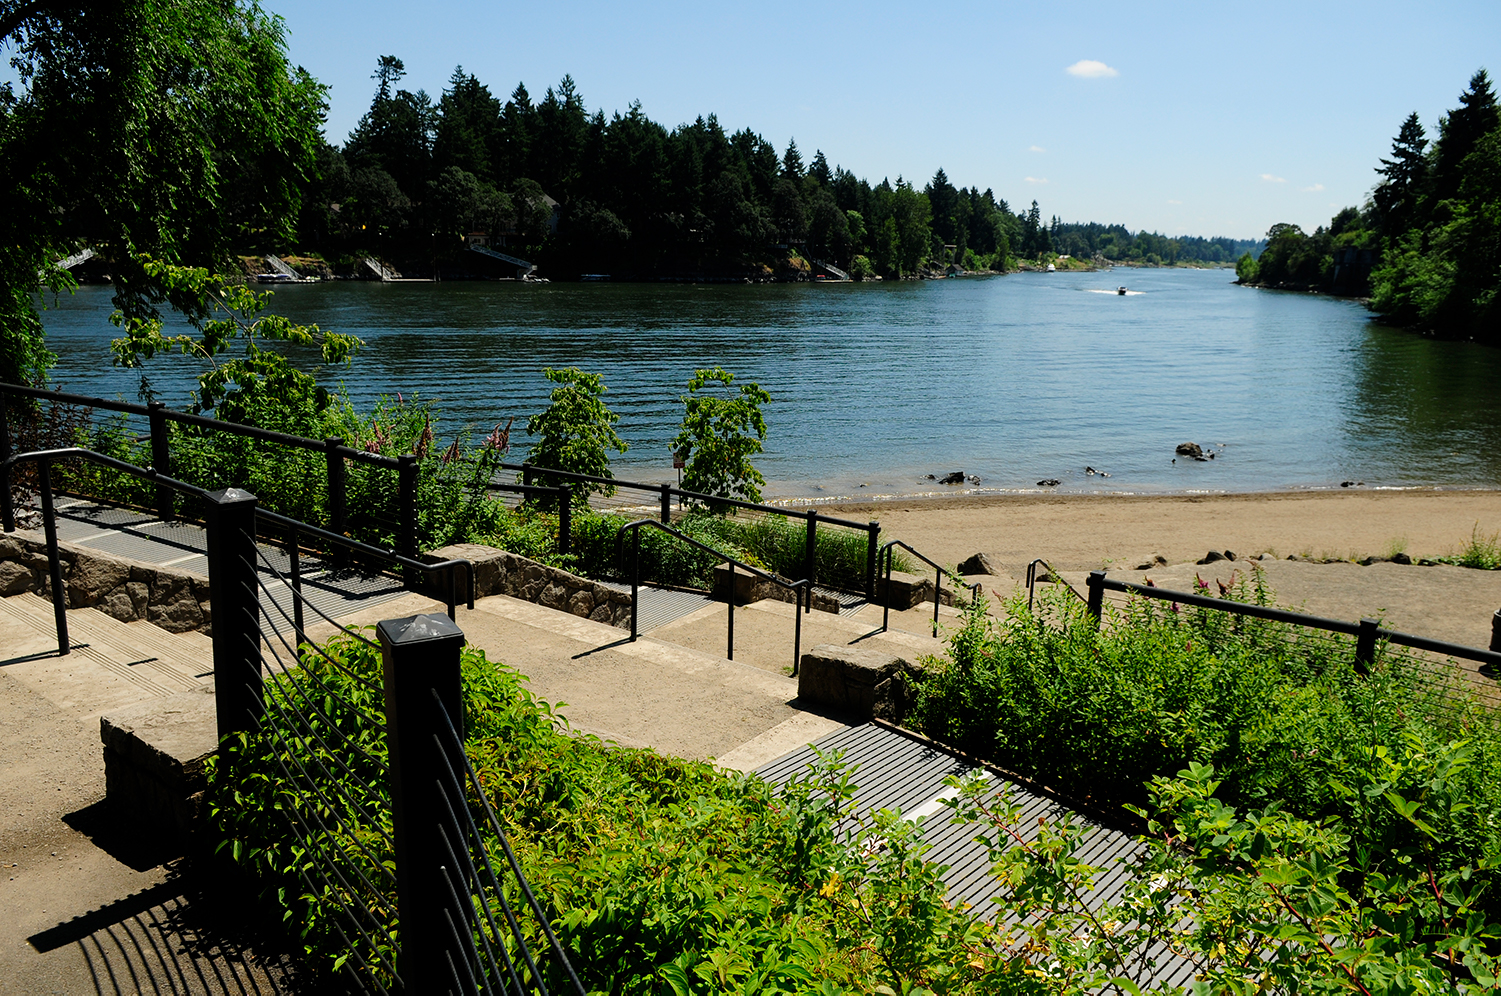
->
[1436,522,1501,570]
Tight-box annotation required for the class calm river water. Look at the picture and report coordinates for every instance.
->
[36,268,1501,500]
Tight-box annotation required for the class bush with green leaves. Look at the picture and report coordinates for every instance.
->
[211,623,1501,994]
[670,367,770,506]
[911,569,1501,910]
[523,366,627,500]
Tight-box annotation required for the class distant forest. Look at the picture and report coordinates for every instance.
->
[291,57,1262,280]
[1240,69,1499,344]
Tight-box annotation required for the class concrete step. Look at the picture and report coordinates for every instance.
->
[324,589,846,765]
[643,595,951,676]
[0,593,208,718]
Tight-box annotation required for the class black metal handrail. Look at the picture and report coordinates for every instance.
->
[1085,571,1501,673]
[2,446,473,656]
[614,518,810,674]
[879,539,982,638]
[1025,557,1089,611]
[511,459,882,601]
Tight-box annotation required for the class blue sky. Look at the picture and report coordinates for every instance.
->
[201,2,1501,239]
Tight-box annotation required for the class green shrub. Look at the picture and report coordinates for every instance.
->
[1436,522,1501,570]
[911,570,1501,897]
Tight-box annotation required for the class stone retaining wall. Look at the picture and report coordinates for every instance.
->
[0,533,212,634]
[427,543,633,629]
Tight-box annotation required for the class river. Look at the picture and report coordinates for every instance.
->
[35,268,1501,501]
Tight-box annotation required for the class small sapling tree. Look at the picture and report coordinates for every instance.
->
[524,367,627,498]
[670,366,770,506]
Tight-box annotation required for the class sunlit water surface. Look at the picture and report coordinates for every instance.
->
[37,268,1501,500]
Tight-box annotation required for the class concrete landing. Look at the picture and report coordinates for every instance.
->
[333,590,848,765]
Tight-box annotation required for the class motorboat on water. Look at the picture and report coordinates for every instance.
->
[1117,286,1127,295]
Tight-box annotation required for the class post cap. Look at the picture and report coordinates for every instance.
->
[377,612,465,648]
[207,487,257,504]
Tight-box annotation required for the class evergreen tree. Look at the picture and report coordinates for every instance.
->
[781,139,804,181]
[1432,69,1499,202]
[1374,112,1429,234]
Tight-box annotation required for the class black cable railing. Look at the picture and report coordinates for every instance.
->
[431,691,588,996]
[615,518,811,674]
[878,539,982,638]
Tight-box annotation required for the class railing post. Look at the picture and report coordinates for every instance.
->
[0,388,12,532]
[660,483,671,524]
[727,563,735,661]
[881,547,892,633]
[629,528,639,641]
[205,487,262,739]
[147,401,172,521]
[1492,609,1501,653]
[38,458,69,655]
[324,438,347,571]
[1086,570,1105,624]
[792,584,803,675]
[397,454,418,564]
[557,485,572,556]
[804,509,817,613]
[378,612,466,995]
[1355,617,1380,675]
[865,522,879,603]
[933,566,942,637]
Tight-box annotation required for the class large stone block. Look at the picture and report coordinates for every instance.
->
[101,685,218,844]
[875,570,954,610]
[798,643,916,721]
[67,555,130,608]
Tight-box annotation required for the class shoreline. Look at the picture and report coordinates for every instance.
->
[798,487,1501,574]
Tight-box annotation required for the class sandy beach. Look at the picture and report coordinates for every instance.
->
[822,488,1501,573]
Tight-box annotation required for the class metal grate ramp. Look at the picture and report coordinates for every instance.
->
[756,723,1197,988]
[596,581,716,631]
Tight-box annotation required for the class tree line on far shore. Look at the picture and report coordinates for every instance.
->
[298,56,1262,280]
[1238,69,1499,344]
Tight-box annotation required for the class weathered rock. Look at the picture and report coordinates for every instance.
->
[957,552,1005,576]
[96,585,138,622]
[1030,562,1056,583]
[1132,554,1169,571]
[1198,550,1226,564]
[798,644,917,720]
[1391,552,1413,565]
[567,590,594,617]
[1176,442,1204,459]
[938,471,966,485]
[1037,479,1061,487]
[148,593,205,633]
[67,556,130,608]
[0,559,33,596]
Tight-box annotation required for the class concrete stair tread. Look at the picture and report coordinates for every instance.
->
[73,606,213,683]
[745,599,948,655]
[0,594,207,701]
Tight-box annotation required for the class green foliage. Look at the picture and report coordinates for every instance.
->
[947,753,1501,994]
[208,632,985,993]
[1434,522,1501,570]
[524,367,626,498]
[108,256,362,416]
[0,0,326,384]
[670,367,770,506]
[912,572,1501,904]
[211,621,1501,994]
[1234,250,1258,283]
[848,254,876,281]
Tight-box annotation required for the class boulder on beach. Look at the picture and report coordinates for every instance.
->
[938,471,966,485]
[958,552,1005,576]
[1133,554,1169,570]
[1037,478,1061,487]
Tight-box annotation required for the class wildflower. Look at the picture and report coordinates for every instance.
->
[440,437,461,464]
[484,416,515,453]
[414,413,434,459]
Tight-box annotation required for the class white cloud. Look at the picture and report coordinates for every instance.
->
[1167,199,1183,204]
[1260,173,1287,183]
[1028,145,1046,153]
[1024,176,1049,184]
[1300,183,1325,192]
[1066,60,1118,78]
